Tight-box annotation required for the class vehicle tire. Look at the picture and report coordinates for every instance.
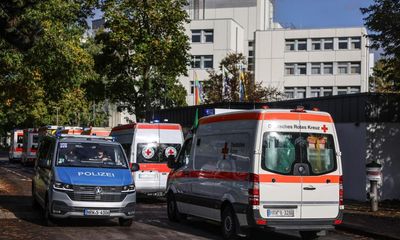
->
[9,157,13,163]
[300,231,319,240]
[43,199,55,226]
[167,192,186,222]
[118,218,133,227]
[221,206,239,240]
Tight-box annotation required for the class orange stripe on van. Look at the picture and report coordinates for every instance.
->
[139,163,171,173]
[137,124,182,130]
[199,112,333,125]
[259,174,340,183]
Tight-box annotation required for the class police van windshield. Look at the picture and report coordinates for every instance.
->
[56,142,128,168]
[261,132,336,175]
[136,143,181,163]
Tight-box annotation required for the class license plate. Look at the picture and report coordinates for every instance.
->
[139,173,156,179]
[267,209,294,217]
[84,209,110,216]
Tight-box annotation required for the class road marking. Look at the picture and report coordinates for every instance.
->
[0,167,32,182]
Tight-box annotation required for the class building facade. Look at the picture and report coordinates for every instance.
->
[182,0,371,105]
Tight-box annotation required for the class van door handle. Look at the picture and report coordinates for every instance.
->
[303,186,316,190]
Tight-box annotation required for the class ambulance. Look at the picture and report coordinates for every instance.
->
[21,128,39,165]
[111,123,184,195]
[81,127,111,136]
[9,129,24,162]
[166,107,343,239]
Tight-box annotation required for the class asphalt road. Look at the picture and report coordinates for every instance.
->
[0,157,372,240]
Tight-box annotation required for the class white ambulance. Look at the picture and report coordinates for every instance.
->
[111,123,184,195]
[166,107,343,239]
[9,129,24,162]
[21,128,39,165]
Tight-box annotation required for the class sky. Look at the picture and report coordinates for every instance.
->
[274,0,374,29]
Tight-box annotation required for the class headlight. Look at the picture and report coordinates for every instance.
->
[53,182,74,192]
[122,184,135,193]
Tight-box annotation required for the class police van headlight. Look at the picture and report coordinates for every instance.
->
[53,182,74,192]
[122,184,135,193]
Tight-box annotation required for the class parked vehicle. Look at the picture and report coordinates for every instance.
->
[166,107,343,239]
[61,126,83,135]
[9,129,23,162]
[21,128,39,166]
[111,123,183,195]
[81,127,111,136]
[32,134,139,226]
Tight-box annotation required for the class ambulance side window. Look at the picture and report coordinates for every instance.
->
[194,135,222,171]
[121,144,131,160]
[177,138,192,166]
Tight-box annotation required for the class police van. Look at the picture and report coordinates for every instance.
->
[32,134,139,226]
[111,123,183,195]
[9,129,24,162]
[21,128,39,166]
[166,107,343,239]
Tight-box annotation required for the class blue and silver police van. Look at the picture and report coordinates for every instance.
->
[32,134,139,226]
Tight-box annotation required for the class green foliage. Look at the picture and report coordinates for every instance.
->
[0,0,107,133]
[97,0,190,118]
[361,0,400,91]
[203,53,282,103]
[370,59,400,93]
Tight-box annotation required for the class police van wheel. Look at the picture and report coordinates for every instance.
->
[118,218,133,227]
[222,206,238,240]
[300,231,319,240]
[167,192,185,222]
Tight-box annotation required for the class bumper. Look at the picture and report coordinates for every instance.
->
[50,189,136,219]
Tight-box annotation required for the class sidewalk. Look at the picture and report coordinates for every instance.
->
[337,200,400,240]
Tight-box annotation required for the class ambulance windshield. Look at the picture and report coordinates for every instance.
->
[56,142,128,168]
[136,143,181,163]
[261,132,336,175]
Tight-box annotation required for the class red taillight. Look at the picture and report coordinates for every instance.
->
[256,219,267,225]
[339,176,344,207]
[334,219,342,225]
[249,173,260,206]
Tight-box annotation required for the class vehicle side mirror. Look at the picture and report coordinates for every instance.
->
[131,163,140,172]
[167,155,177,169]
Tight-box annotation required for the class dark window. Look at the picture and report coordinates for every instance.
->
[191,30,201,43]
[204,30,214,43]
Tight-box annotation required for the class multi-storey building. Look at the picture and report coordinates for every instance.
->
[181,0,372,104]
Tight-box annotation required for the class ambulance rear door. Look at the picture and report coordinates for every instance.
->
[299,118,341,220]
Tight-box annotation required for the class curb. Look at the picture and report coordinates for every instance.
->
[336,223,400,240]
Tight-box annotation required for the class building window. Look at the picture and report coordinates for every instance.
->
[323,62,333,74]
[337,87,348,95]
[296,88,306,98]
[284,87,294,99]
[350,37,361,49]
[191,30,201,43]
[191,29,214,43]
[297,39,307,51]
[285,63,295,75]
[350,62,361,74]
[337,62,348,74]
[323,87,333,97]
[191,55,213,69]
[203,30,214,43]
[203,55,213,68]
[296,63,307,75]
[310,87,321,98]
[323,38,333,50]
[338,37,348,50]
[285,40,295,51]
[311,38,322,50]
[350,86,360,93]
[311,63,321,75]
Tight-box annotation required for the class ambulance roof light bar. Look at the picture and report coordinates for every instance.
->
[291,106,306,113]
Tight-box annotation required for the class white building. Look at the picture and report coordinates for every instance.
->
[181,0,371,104]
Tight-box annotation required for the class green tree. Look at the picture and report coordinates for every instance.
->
[203,53,282,103]
[370,59,400,93]
[97,0,190,119]
[361,0,400,91]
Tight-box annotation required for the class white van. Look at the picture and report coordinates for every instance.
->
[9,129,24,162]
[166,107,343,239]
[21,128,39,165]
[111,123,184,195]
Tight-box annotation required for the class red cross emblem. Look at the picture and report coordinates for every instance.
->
[165,146,177,157]
[221,142,229,160]
[142,147,155,159]
[321,125,328,133]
